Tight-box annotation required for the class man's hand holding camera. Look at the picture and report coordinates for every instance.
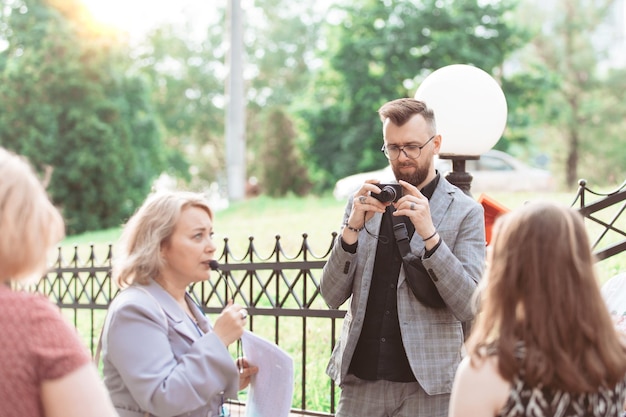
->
[344,180,438,249]
[342,180,387,244]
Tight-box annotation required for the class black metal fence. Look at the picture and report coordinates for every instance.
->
[25,179,626,416]
[29,232,343,416]
[571,179,626,261]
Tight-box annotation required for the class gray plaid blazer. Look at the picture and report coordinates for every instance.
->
[320,177,485,395]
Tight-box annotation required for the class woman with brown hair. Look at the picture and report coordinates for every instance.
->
[449,201,626,417]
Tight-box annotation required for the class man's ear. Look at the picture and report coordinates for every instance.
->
[433,134,443,154]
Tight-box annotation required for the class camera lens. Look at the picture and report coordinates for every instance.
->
[378,186,397,203]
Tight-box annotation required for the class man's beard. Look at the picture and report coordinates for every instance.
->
[392,162,430,188]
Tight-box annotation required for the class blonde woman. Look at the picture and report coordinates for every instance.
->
[0,147,118,417]
[101,191,258,417]
[449,201,626,417]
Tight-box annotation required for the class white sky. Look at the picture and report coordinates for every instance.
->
[79,0,625,57]
[79,0,226,41]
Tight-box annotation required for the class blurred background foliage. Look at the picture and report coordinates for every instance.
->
[1,0,625,233]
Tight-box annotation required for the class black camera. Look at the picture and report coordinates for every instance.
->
[372,183,403,203]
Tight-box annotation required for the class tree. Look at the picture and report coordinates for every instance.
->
[136,18,228,189]
[259,108,312,196]
[582,66,626,186]
[514,0,626,187]
[0,0,166,233]
[135,0,322,197]
[243,0,323,195]
[300,0,527,189]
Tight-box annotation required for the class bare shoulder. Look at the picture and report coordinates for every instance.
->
[449,355,510,417]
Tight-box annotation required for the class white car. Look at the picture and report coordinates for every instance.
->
[332,149,555,200]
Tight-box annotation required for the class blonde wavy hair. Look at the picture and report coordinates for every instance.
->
[467,201,626,392]
[113,191,213,288]
[0,147,65,282]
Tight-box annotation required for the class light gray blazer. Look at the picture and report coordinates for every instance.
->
[102,280,239,417]
[320,177,485,395]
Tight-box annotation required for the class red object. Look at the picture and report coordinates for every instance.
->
[477,193,510,245]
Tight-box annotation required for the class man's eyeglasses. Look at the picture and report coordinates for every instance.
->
[381,135,435,161]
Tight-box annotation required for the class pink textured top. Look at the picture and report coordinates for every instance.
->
[0,285,91,417]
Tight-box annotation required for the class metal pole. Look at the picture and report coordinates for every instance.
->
[225,0,246,201]
[441,155,478,197]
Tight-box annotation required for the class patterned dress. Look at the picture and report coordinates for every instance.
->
[497,369,626,417]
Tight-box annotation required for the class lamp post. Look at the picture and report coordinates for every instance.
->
[414,65,508,197]
[442,157,478,196]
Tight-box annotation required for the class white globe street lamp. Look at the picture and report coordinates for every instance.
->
[415,64,508,195]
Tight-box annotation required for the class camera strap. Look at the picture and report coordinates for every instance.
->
[390,211,446,309]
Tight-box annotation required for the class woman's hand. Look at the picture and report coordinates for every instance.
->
[213,301,247,346]
[236,357,259,390]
